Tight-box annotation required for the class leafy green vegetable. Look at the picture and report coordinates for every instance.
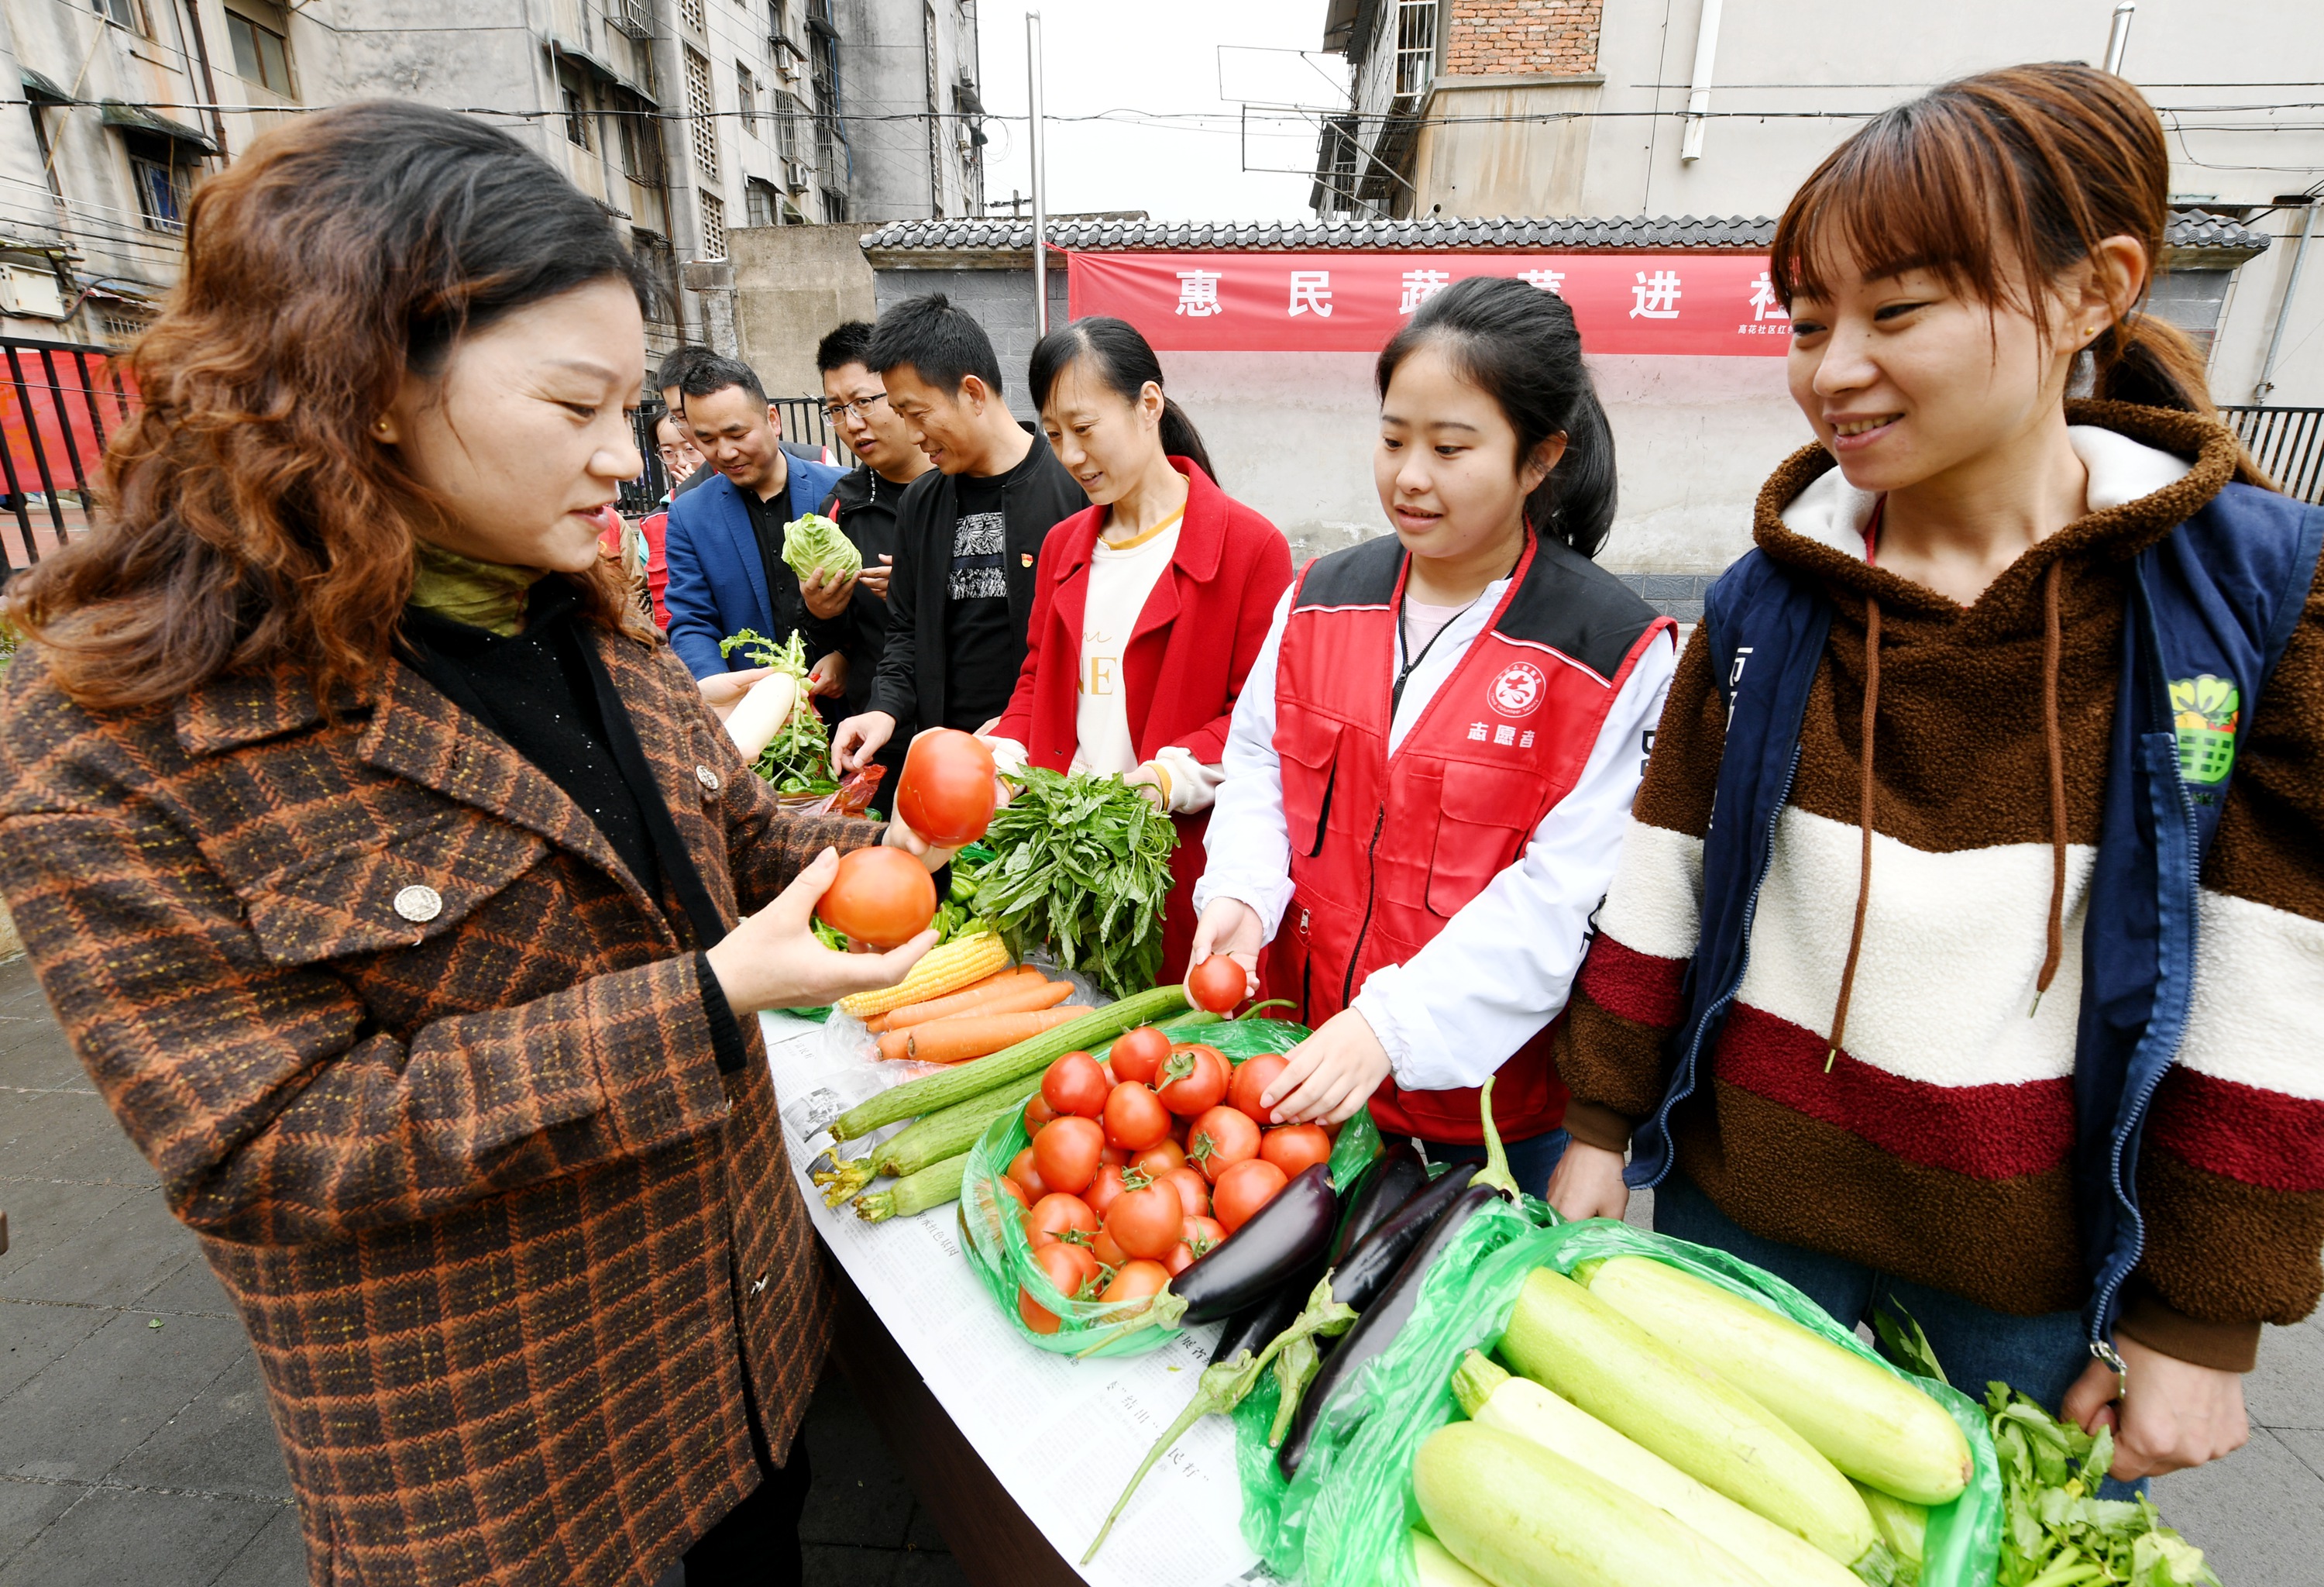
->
[718,628,837,797]
[1985,1384,2219,1587]
[779,511,862,584]
[968,766,1177,1000]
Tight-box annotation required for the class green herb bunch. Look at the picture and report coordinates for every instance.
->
[968,767,1177,1000]
[717,628,837,798]
[1985,1385,2219,1587]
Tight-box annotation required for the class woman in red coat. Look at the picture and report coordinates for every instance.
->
[988,318,1293,980]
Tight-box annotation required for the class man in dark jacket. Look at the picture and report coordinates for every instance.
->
[832,294,1085,770]
[813,321,930,725]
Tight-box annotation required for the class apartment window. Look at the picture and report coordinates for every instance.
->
[224,11,295,95]
[619,99,664,182]
[130,154,191,232]
[562,83,592,150]
[91,0,145,33]
[737,64,758,135]
[677,0,705,33]
[745,177,779,227]
[1393,0,1436,100]
[820,186,847,223]
[699,191,727,259]
[683,47,719,180]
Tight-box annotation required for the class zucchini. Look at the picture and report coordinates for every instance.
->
[1452,1352,1856,1587]
[1578,1255,1972,1504]
[1411,1529,1491,1587]
[856,1154,968,1223]
[1496,1267,1878,1566]
[1856,1481,1928,1577]
[875,1076,1043,1179]
[828,986,1196,1141]
[1414,1421,1767,1587]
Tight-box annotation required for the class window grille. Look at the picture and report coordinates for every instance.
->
[684,47,720,180]
[699,191,727,259]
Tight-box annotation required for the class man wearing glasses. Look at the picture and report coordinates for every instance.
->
[813,322,930,760]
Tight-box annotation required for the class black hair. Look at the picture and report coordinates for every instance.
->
[654,344,717,395]
[816,320,878,374]
[1027,316,1217,484]
[865,292,1005,396]
[1374,275,1618,558]
[679,353,768,409]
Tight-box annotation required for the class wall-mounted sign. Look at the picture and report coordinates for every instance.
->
[1064,251,1792,356]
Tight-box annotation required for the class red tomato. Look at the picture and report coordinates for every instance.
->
[1163,1240,1198,1278]
[1032,1115,1105,1196]
[1156,1045,1229,1117]
[1007,1148,1049,1200]
[1086,1163,1129,1217]
[1131,1141,1187,1177]
[813,846,937,948]
[1108,1025,1172,1086]
[1055,1241,1102,1290]
[1228,1052,1290,1125]
[1026,1191,1097,1248]
[1260,1124,1333,1179]
[1188,1105,1261,1183]
[1101,1259,1172,1304]
[1157,1165,1212,1217]
[896,728,998,847]
[1185,953,1249,1014]
[1041,1052,1109,1119]
[1105,1179,1188,1261]
[1167,1214,1228,1274]
[1023,1094,1057,1134]
[1019,1241,1092,1334]
[1099,1142,1131,1168]
[1211,1158,1289,1233]
[1091,1226,1129,1269]
[995,1176,1033,1213]
[1102,1081,1172,1152]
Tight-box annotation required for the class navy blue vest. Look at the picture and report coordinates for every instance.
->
[1630,480,2322,1345]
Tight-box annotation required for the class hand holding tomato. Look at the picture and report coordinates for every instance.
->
[702,846,935,1016]
[1260,1007,1394,1127]
[896,728,999,847]
[1187,899,1263,1002]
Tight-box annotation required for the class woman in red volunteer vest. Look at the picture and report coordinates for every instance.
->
[987,317,1292,980]
[1190,276,1676,1190]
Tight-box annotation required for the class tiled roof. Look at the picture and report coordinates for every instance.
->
[859,211,2267,256]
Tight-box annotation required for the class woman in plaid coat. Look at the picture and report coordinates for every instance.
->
[0,105,942,1585]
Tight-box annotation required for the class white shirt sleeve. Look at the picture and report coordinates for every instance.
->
[1353,630,1679,1092]
[1190,586,1296,939]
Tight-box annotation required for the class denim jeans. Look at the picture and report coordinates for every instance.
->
[1655,1172,2147,1499]
[1418,1128,1572,1203]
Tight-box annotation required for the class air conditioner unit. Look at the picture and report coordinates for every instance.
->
[0,265,67,319]
[782,157,813,192]
[609,0,652,40]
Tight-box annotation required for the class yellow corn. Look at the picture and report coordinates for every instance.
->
[837,932,1012,1020]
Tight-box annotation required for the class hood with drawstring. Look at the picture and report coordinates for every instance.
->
[1554,401,2324,1371]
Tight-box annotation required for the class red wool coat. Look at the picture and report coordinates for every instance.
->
[992,457,1292,979]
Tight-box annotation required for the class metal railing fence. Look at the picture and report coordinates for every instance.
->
[2221,405,2324,504]
[0,334,136,578]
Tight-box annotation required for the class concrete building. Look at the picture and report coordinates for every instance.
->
[0,0,985,353]
[1310,0,2324,408]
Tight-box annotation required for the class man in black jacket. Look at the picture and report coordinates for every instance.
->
[831,294,1085,772]
[813,321,930,726]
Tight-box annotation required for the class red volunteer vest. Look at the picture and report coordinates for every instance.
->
[1263,532,1672,1144]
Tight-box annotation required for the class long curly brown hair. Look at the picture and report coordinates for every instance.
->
[4,101,655,713]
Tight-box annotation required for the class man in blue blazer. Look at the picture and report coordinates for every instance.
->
[664,355,851,683]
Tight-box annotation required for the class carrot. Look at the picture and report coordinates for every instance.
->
[878,1007,1086,1064]
[881,978,1074,1032]
[865,966,1043,1032]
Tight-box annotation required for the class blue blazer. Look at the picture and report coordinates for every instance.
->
[663,457,849,679]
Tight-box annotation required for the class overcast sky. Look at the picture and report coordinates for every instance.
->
[972,0,1349,223]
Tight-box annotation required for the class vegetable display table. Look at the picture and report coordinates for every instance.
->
[763,1012,1268,1587]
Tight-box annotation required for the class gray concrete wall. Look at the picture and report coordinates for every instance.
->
[731,223,882,398]
[870,259,1069,419]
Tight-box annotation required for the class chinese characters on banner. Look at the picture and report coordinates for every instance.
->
[1067,252,1793,356]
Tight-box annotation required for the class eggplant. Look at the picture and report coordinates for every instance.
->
[1277,1179,1503,1479]
[1212,1268,1318,1366]
[1172,1163,1338,1325]
[1327,1141,1428,1266]
[1325,1160,1477,1317]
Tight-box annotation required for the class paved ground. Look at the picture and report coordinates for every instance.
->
[0,947,2316,1583]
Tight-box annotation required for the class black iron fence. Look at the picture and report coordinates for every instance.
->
[618,395,839,517]
[0,333,136,579]
[2222,405,2324,504]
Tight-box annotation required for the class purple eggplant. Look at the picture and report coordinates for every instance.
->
[1325,1160,1477,1317]
[1327,1141,1428,1266]
[1172,1163,1339,1325]
[1212,1269,1318,1366]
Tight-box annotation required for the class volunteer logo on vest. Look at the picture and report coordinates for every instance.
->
[2170,673,2240,785]
[1489,661,1547,718]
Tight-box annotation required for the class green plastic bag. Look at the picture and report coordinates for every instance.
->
[958,1017,1386,1358]
[1232,1207,2003,1587]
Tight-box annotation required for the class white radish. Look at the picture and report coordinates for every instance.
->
[724,672,799,762]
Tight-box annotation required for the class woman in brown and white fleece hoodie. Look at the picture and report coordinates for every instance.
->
[1549,64,2323,1487]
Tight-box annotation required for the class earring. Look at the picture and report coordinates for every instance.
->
[374,418,390,434]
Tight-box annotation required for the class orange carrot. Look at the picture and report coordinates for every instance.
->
[864,966,1043,1032]
[877,1007,1086,1064]
[882,978,1073,1032]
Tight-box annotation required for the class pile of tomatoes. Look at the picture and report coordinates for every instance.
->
[1000,1025,1333,1334]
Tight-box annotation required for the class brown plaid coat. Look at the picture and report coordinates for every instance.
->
[0,626,865,1585]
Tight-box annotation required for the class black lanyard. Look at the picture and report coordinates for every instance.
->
[1392,589,1487,716]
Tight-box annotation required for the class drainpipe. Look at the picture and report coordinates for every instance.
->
[2255,197,2316,402]
[174,0,228,156]
[1026,9,1048,337]
[1679,0,1723,163]
[2103,1,2137,76]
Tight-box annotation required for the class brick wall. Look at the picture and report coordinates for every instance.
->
[1440,0,1603,77]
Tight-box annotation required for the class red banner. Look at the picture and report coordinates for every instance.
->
[1064,251,1793,356]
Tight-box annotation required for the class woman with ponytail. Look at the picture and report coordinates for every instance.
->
[1550,63,2324,1489]
[1191,276,1676,1193]
[988,317,1293,979]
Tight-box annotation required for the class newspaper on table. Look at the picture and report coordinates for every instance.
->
[763,1010,1281,1587]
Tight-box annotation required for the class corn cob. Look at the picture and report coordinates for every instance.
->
[837,932,1010,1020]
